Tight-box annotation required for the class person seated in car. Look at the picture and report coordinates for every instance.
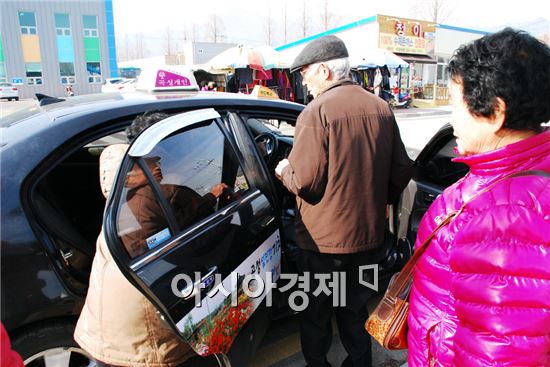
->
[121,154,227,258]
[74,145,196,367]
[118,111,229,258]
[75,111,229,367]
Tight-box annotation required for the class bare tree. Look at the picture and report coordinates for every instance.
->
[183,22,198,43]
[320,0,339,32]
[299,0,309,38]
[283,0,288,44]
[123,34,130,61]
[135,33,145,59]
[410,0,454,24]
[265,4,274,45]
[164,27,173,55]
[205,12,225,43]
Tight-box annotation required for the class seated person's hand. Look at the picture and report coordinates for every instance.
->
[210,183,229,198]
[275,159,290,179]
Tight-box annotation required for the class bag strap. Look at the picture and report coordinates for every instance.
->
[386,169,550,300]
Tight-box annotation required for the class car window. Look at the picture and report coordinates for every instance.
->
[246,117,295,136]
[116,119,251,258]
[0,83,12,87]
[85,131,128,148]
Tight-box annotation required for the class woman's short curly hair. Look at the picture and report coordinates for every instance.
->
[448,27,550,131]
[125,111,169,142]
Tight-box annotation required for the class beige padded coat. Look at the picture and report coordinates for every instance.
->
[74,144,194,367]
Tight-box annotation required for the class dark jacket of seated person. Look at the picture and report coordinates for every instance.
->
[121,158,227,258]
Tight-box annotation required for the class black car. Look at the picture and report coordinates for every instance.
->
[1,91,466,367]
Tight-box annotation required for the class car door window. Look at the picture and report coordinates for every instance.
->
[116,120,251,258]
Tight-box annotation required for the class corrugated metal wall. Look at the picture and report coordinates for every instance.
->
[0,0,114,99]
[191,42,237,65]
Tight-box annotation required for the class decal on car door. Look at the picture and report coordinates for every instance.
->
[174,230,281,355]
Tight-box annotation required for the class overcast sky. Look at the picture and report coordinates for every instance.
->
[112,0,549,58]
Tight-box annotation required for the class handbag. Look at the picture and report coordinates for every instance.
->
[365,170,550,350]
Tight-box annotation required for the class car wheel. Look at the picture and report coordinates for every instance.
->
[11,320,96,367]
[15,97,19,101]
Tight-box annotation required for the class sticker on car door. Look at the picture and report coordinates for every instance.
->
[174,230,281,355]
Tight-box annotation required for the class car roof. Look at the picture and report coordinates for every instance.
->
[0,91,302,177]
[2,91,303,135]
[2,90,303,129]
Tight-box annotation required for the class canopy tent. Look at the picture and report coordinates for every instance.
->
[279,44,408,69]
[204,44,290,71]
[350,48,408,69]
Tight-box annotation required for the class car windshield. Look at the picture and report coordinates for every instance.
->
[0,83,12,87]
[247,117,294,136]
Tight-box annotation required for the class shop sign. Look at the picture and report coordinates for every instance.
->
[11,78,24,85]
[155,70,191,88]
[377,14,436,55]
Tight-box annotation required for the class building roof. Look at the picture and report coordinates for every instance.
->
[275,15,489,51]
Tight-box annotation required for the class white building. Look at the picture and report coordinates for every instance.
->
[275,14,489,104]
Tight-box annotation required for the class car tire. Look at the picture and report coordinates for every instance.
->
[11,319,95,367]
[15,97,19,101]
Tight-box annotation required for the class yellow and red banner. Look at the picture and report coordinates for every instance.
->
[377,14,436,55]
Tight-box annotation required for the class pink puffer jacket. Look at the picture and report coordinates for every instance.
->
[407,130,550,366]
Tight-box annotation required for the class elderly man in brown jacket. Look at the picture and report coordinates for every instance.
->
[275,35,412,367]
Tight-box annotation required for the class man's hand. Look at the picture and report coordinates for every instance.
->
[275,159,290,180]
[210,183,229,198]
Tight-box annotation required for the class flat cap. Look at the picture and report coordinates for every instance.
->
[290,35,349,73]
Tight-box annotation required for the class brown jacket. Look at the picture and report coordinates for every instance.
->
[75,145,194,367]
[280,80,412,254]
[123,184,216,258]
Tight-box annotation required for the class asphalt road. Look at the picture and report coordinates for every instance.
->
[0,98,36,119]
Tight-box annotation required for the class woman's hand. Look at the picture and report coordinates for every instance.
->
[210,183,229,198]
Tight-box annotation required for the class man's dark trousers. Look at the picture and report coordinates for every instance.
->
[297,248,376,367]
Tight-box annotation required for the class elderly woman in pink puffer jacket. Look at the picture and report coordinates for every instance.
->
[407,28,550,366]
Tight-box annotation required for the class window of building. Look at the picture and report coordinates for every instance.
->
[25,62,43,85]
[83,15,98,37]
[19,12,37,35]
[54,13,71,36]
[116,120,251,259]
[86,62,101,83]
[436,56,449,86]
[60,62,76,84]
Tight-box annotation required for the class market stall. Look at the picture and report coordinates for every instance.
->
[202,45,302,101]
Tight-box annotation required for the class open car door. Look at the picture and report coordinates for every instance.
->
[402,124,469,245]
[103,109,282,359]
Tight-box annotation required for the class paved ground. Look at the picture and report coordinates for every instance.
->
[250,295,408,367]
[0,98,36,119]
